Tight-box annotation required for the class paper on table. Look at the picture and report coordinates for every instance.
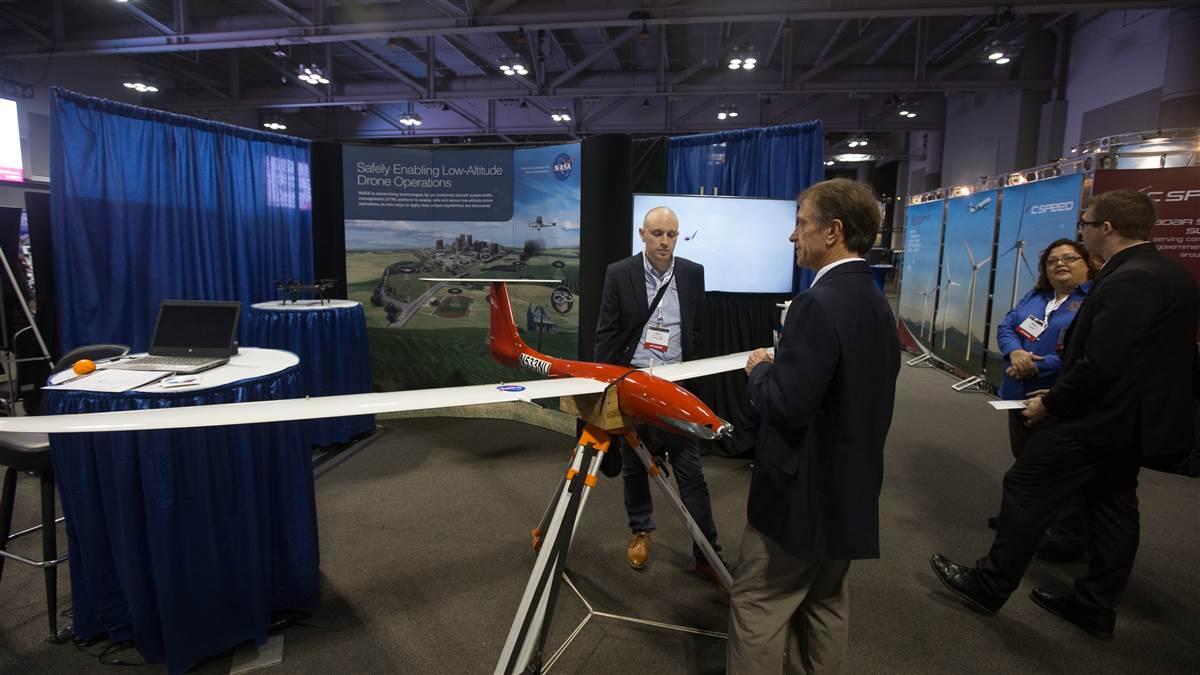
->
[45,369,171,393]
[988,400,1027,411]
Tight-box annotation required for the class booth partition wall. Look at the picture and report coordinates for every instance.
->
[897,128,1200,390]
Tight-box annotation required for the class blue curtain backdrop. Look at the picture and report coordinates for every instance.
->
[50,89,314,353]
[668,120,825,291]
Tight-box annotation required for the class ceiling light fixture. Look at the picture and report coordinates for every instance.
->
[824,160,835,166]
[995,57,1011,65]
[988,51,1004,61]
[550,108,572,123]
[297,64,330,85]
[499,56,529,77]
[399,112,423,127]
[727,48,757,71]
[123,80,159,93]
[717,104,739,120]
[263,117,288,131]
[833,153,875,162]
[270,46,288,58]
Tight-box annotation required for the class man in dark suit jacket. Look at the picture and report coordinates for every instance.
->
[594,205,723,586]
[728,179,900,674]
[932,189,1200,641]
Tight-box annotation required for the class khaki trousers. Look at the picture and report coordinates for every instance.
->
[726,525,851,675]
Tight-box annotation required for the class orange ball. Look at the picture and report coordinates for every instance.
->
[73,359,96,375]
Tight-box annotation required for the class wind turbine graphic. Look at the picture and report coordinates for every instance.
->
[940,256,961,350]
[962,240,993,360]
[996,215,1039,312]
[919,281,934,340]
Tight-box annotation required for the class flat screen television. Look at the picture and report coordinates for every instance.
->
[0,98,22,183]
[631,193,796,293]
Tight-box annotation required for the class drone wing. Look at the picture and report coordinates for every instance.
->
[0,351,760,435]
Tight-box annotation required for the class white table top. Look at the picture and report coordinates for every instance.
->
[251,300,360,311]
[48,347,299,394]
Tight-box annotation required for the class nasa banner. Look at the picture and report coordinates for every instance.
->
[984,172,1084,386]
[343,146,514,222]
[343,143,581,391]
[931,190,999,373]
[897,200,946,350]
[1092,167,1200,282]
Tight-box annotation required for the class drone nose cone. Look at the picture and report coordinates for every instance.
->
[658,415,734,441]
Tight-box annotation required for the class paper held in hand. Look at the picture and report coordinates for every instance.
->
[988,400,1027,411]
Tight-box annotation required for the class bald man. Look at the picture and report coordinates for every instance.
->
[594,206,724,588]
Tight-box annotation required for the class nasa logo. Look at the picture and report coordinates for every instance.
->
[519,353,553,376]
[1029,201,1073,215]
[552,153,573,181]
[497,384,527,392]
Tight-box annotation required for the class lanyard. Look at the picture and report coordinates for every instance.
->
[1042,295,1068,324]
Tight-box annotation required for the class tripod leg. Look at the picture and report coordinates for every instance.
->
[495,429,611,675]
[626,433,733,591]
[531,473,568,551]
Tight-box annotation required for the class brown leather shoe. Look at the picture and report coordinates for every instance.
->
[695,559,729,593]
[626,531,650,570]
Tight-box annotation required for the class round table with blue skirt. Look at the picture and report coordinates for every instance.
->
[246,299,375,446]
[43,348,319,675]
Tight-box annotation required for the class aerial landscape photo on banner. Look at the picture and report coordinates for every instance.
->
[343,143,581,391]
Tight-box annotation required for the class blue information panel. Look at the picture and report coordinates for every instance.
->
[984,173,1084,385]
[897,200,945,349]
[343,145,514,222]
[931,190,998,372]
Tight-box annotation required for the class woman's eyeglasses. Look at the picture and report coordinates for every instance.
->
[1046,254,1083,266]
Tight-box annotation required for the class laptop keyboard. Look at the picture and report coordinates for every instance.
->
[113,356,222,370]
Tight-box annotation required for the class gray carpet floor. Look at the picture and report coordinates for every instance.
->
[2,358,1198,673]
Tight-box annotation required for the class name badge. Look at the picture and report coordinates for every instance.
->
[645,326,671,353]
[1016,315,1046,341]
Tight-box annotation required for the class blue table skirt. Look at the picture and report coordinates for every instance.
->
[246,304,374,446]
[45,368,319,675]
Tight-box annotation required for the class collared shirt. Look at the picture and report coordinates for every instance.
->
[630,255,683,367]
[1099,240,1152,269]
[995,282,1091,400]
[811,256,866,287]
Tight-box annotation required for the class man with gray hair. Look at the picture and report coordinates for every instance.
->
[729,178,900,673]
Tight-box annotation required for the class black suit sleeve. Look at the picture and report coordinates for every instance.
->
[747,293,839,437]
[593,267,624,365]
[1043,269,1157,417]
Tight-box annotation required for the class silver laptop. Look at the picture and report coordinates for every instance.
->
[106,300,241,374]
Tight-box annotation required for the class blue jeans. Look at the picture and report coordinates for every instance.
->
[621,428,721,562]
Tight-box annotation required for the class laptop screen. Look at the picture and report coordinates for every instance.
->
[150,301,241,357]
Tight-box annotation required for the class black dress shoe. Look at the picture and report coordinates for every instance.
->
[987,516,999,530]
[929,554,1005,616]
[1030,588,1115,641]
[1035,540,1087,564]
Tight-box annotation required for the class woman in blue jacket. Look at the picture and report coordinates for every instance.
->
[990,238,1095,559]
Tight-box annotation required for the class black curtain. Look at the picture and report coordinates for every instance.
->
[579,134,635,362]
[695,293,788,457]
[310,141,348,298]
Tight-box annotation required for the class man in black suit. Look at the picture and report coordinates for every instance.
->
[931,189,1200,640]
[727,179,901,673]
[594,205,723,586]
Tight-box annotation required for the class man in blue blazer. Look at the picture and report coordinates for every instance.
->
[728,179,901,673]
